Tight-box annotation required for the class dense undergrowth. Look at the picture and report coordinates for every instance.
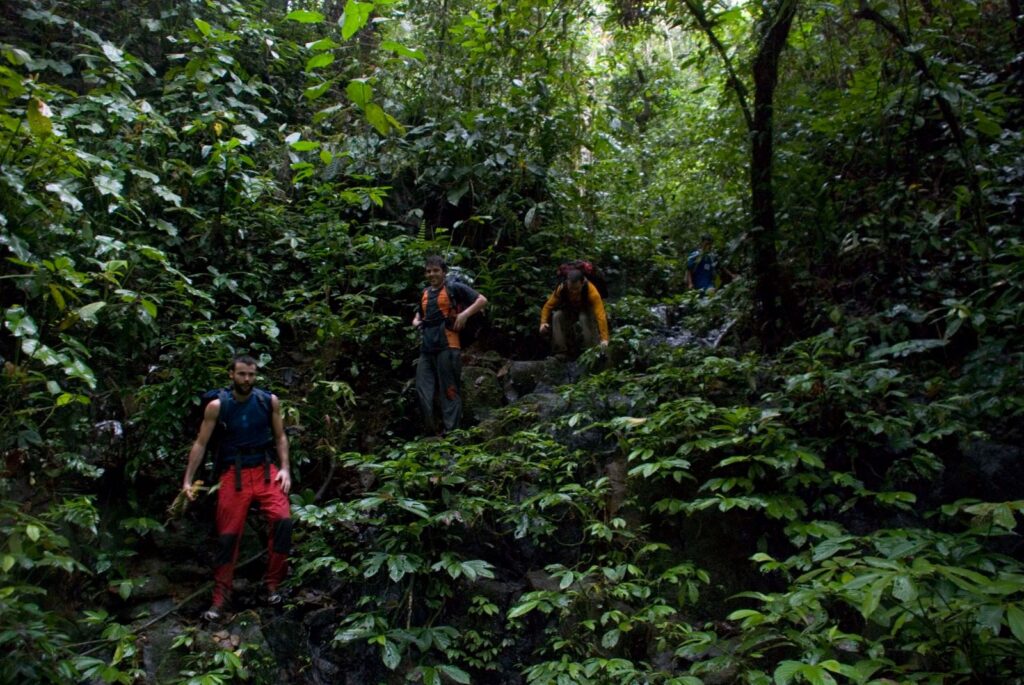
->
[2,0,1023,682]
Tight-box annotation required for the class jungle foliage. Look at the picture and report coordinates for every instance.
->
[1,0,1022,682]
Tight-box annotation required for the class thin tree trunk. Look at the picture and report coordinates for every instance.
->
[750,0,797,352]
[682,0,797,351]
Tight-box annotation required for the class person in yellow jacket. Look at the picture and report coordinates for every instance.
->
[539,269,609,358]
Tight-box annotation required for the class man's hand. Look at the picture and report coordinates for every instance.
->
[453,312,468,331]
[600,340,609,349]
[539,323,550,334]
[275,467,292,495]
[412,312,422,328]
[182,480,202,502]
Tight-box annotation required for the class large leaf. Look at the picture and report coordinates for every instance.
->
[341,0,374,40]
[94,174,123,197]
[346,80,373,109]
[1007,604,1024,644]
[45,182,83,211]
[285,9,324,23]
[306,52,335,72]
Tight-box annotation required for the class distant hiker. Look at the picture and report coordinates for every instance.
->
[412,255,487,435]
[539,268,610,358]
[181,355,292,621]
[686,233,733,293]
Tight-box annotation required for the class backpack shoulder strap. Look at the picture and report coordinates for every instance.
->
[254,388,273,418]
[215,388,232,426]
[444,282,461,315]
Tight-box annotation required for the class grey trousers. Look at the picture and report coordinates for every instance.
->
[416,349,463,432]
[551,309,599,355]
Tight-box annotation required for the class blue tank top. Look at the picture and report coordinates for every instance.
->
[218,388,274,467]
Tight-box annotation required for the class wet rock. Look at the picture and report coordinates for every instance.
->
[940,439,1024,503]
[516,392,570,422]
[137,600,188,684]
[503,359,572,401]
[461,364,503,422]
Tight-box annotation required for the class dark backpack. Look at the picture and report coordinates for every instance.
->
[556,260,609,299]
[187,387,274,490]
[419,274,486,349]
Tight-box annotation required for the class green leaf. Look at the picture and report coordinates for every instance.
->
[381,639,401,670]
[859,577,887,620]
[27,98,53,137]
[447,184,469,206]
[773,661,802,685]
[346,80,373,109]
[437,665,471,684]
[364,102,390,135]
[380,40,425,61]
[25,524,40,542]
[304,80,333,100]
[891,574,917,602]
[306,38,340,51]
[290,140,320,152]
[101,43,124,64]
[974,110,1003,137]
[154,185,182,207]
[139,246,167,262]
[94,174,123,197]
[508,599,540,619]
[285,9,325,23]
[77,302,106,324]
[342,0,374,40]
[194,18,212,36]
[306,53,335,72]
[46,182,83,211]
[4,46,32,65]
[1007,604,1024,644]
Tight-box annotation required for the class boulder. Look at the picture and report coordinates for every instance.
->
[461,364,503,422]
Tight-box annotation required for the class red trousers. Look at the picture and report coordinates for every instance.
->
[212,464,292,607]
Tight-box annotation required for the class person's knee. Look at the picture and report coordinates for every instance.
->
[271,518,293,555]
[214,533,239,567]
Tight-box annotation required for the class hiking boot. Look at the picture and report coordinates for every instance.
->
[267,590,284,606]
[202,605,224,621]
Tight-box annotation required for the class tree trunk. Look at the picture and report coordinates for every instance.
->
[750,0,797,352]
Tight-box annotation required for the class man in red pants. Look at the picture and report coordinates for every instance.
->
[182,355,292,621]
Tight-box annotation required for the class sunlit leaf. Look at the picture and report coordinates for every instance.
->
[77,302,106,324]
[285,9,324,23]
[380,40,425,61]
[94,175,123,197]
[341,0,374,40]
[306,52,335,72]
[45,182,83,211]
[27,97,52,137]
[346,80,373,108]
[304,80,333,100]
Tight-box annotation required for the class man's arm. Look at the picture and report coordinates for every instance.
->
[270,395,291,494]
[588,283,610,345]
[182,400,220,500]
[539,287,560,332]
[453,293,486,331]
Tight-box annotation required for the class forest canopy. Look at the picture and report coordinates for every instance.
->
[1,0,1023,682]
